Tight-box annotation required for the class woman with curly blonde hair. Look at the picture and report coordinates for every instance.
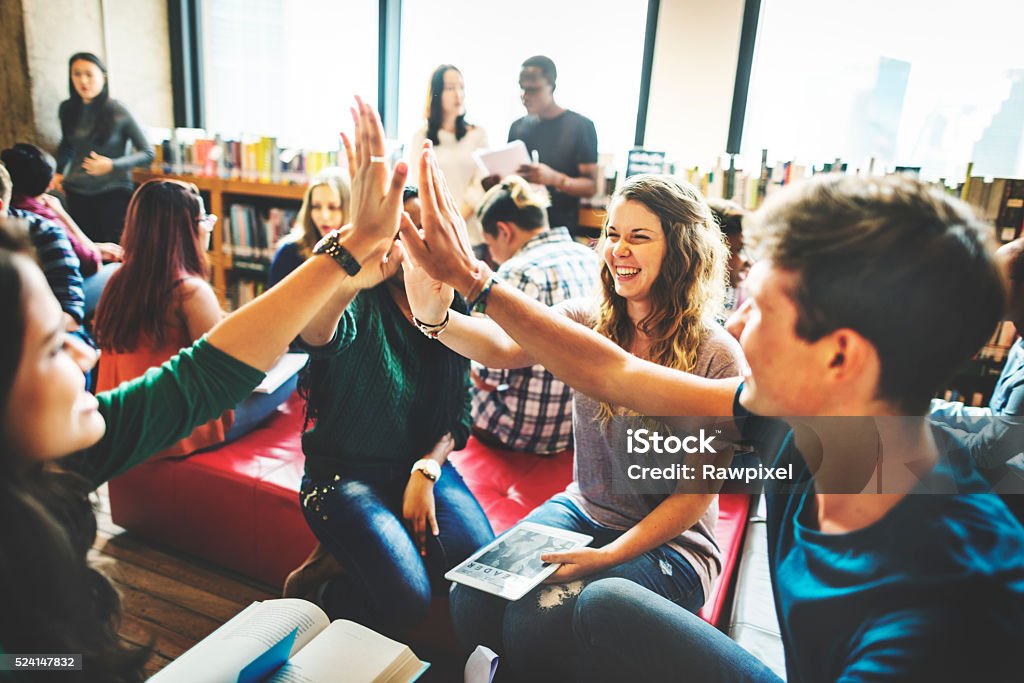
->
[402,173,745,682]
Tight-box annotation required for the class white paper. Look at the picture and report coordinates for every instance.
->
[464,645,499,683]
[472,140,532,179]
[254,352,307,394]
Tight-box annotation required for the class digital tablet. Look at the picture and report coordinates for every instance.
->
[445,522,593,600]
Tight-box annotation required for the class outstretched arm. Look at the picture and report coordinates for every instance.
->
[398,145,739,418]
[209,98,406,370]
[400,228,535,369]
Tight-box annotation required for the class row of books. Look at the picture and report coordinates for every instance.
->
[671,152,1024,243]
[153,130,343,184]
[222,204,297,267]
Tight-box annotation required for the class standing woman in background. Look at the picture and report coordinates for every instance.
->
[54,52,154,244]
[408,65,489,255]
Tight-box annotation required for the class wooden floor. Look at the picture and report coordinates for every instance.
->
[91,483,277,678]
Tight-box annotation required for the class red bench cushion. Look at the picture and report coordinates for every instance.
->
[108,394,748,626]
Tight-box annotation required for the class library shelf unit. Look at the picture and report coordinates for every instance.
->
[133,169,607,307]
[133,170,306,307]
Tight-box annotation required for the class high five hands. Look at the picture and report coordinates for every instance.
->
[337,96,409,285]
[397,141,487,297]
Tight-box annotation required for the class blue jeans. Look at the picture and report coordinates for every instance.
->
[300,461,494,638]
[83,262,120,318]
[573,577,783,682]
[449,494,705,683]
[223,372,298,443]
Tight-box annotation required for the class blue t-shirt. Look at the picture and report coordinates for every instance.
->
[735,387,1024,682]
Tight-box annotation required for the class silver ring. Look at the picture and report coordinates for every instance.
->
[369,155,386,163]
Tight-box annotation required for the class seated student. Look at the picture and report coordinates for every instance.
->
[706,197,750,315]
[399,167,1024,681]
[403,172,743,680]
[1,143,122,315]
[280,186,493,639]
[0,162,88,339]
[93,179,292,455]
[931,236,1024,519]
[0,98,411,681]
[268,168,351,288]
[471,176,599,453]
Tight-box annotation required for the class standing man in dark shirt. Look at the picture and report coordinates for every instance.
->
[507,56,599,238]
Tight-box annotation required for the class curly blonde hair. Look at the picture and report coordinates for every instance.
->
[593,174,729,421]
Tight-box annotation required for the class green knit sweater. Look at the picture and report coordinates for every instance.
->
[298,285,471,479]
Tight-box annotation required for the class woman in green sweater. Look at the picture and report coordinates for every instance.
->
[282,183,494,638]
[0,100,407,682]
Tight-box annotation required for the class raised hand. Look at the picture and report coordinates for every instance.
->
[398,142,484,296]
[399,213,454,324]
[344,96,408,249]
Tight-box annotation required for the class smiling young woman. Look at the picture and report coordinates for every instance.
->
[401,171,743,680]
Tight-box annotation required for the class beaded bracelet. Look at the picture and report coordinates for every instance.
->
[468,276,499,315]
[413,310,450,339]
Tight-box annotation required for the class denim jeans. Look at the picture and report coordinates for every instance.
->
[300,461,493,638]
[449,494,705,683]
[223,372,298,444]
[83,262,120,318]
[573,577,783,682]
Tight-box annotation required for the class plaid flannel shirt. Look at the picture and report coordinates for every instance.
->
[473,227,599,453]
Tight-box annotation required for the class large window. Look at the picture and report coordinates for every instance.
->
[741,0,1024,181]
[201,0,378,149]
[396,0,649,164]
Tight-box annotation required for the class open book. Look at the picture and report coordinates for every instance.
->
[149,598,428,683]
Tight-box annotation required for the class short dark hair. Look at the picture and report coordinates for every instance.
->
[706,197,746,237]
[749,174,1004,414]
[403,185,419,204]
[521,55,557,88]
[1,144,57,198]
[477,176,549,236]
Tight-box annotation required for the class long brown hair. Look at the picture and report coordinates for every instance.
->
[0,240,150,681]
[94,179,209,352]
[424,65,469,145]
[594,175,728,421]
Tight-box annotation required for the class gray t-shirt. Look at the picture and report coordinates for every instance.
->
[558,298,745,600]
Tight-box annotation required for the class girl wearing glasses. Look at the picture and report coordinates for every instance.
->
[93,179,282,454]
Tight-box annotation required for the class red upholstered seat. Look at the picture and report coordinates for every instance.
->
[108,393,749,626]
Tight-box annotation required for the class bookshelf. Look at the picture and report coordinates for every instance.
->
[133,170,306,307]
[134,169,607,308]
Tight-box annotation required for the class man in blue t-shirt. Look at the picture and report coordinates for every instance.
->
[502,55,599,239]
[400,172,1024,681]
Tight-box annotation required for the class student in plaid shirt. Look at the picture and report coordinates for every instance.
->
[472,176,599,453]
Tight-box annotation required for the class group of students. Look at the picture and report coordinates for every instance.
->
[1,58,1023,683]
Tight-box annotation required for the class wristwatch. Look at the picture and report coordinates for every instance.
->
[411,459,441,482]
[312,229,362,276]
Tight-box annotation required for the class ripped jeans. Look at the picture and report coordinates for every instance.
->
[449,494,704,683]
